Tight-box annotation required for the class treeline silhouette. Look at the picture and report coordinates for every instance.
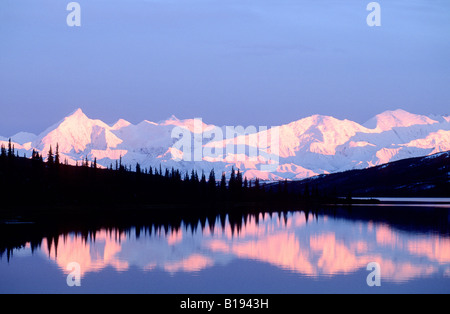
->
[0,140,327,213]
[0,209,321,262]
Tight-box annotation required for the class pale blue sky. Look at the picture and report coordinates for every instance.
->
[0,0,449,136]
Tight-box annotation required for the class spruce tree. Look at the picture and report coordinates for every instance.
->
[220,172,227,191]
[229,167,236,189]
[47,146,54,164]
[7,139,12,158]
[200,171,207,186]
[55,144,60,165]
[236,169,243,189]
[255,178,260,190]
[208,169,216,189]
[136,162,141,174]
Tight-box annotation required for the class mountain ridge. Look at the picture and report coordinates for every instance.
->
[284,150,450,197]
[1,108,449,180]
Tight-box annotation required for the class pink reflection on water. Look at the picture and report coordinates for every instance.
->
[164,254,214,273]
[26,212,450,283]
[408,237,450,264]
[41,230,129,276]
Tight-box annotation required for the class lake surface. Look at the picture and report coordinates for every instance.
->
[353,198,450,207]
[1,205,450,294]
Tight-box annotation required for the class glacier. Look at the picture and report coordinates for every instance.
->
[1,108,449,181]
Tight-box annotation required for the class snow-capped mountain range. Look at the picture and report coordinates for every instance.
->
[1,108,449,181]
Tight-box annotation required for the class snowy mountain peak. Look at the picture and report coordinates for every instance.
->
[2,108,449,181]
[160,116,214,133]
[32,108,118,156]
[166,115,179,121]
[112,119,131,130]
[11,132,37,145]
[364,109,438,131]
[68,108,88,119]
[141,120,158,126]
[156,115,180,125]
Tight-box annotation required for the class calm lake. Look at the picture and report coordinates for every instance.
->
[1,205,450,294]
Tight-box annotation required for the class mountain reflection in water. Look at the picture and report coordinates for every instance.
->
[3,209,450,285]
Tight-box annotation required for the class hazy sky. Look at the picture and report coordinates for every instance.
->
[0,0,449,136]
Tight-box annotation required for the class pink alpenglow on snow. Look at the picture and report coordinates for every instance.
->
[2,108,450,180]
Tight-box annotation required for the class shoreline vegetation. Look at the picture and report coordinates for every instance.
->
[0,141,381,220]
[1,141,449,219]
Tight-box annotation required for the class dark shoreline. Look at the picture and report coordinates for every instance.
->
[5,196,450,227]
[0,198,380,222]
